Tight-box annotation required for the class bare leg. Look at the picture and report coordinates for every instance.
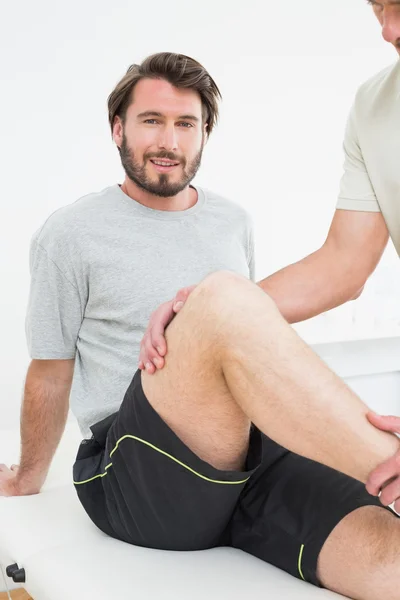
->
[141,270,400,599]
[317,506,400,600]
[142,270,398,480]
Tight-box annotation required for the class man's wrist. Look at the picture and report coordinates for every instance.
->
[15,472,43,495]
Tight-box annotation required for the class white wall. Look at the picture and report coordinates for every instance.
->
[346,372,400,416]
[1,0,399,428]
[315,337,400,415]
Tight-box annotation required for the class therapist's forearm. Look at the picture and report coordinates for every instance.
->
[257,245,364,324]
[16,361,72,494]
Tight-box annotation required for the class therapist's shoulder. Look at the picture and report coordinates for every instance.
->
[354,61,399,108]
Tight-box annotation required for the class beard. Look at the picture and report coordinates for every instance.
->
[119,133,203,198]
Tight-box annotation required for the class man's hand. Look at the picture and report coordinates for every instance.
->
[0,464,27,497]
[138,285,196,374]
[366,412,400,512]
[0,463,42,497]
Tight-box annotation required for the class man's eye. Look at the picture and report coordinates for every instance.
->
[144,119,158,124]
[178,122,193,128]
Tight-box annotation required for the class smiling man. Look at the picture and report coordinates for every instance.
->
[1,30,400,600]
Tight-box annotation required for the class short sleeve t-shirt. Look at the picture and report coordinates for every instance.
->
[25,184,255,437]
[336,59,400,253]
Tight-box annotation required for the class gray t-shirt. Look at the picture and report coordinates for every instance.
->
[26,184,254,437]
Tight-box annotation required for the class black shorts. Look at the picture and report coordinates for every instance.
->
[73,369,393,587]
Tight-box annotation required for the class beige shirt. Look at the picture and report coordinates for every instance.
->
[337,59,400,254]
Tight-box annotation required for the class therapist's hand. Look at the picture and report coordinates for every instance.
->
[366,412,400,512]
[139,285,197,374]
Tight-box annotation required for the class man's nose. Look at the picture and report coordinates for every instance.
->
[158,125,178,151]
[381,9,400,44]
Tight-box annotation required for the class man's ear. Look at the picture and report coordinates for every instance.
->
[203,122,209,144]
[112,116,123,148]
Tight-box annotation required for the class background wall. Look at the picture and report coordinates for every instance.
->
[1,0,399,429]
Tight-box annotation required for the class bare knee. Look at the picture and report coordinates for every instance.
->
[199,270,251,293]
[170,270,281,359]
[192,270,277,314]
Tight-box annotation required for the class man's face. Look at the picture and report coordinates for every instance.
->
[368,1,400,53]
[114,78,207,198]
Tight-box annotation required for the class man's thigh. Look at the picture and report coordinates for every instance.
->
[141,284,250,471]
[230,438,392,588]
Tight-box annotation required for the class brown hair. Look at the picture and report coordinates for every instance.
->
[107,52,222,137]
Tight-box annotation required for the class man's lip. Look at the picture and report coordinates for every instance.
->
[149,160,180,173]
[149,158,180,166]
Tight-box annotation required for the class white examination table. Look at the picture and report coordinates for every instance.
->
[0,422,343,599]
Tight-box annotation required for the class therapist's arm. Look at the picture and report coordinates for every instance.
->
[258,209,389,323]
[0,359,74,496]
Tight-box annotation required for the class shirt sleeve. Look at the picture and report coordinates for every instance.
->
[25,236,87,359]
[336,104,381,213]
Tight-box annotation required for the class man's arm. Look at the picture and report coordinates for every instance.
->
[258,208,389,323]
[0,359,74,496]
